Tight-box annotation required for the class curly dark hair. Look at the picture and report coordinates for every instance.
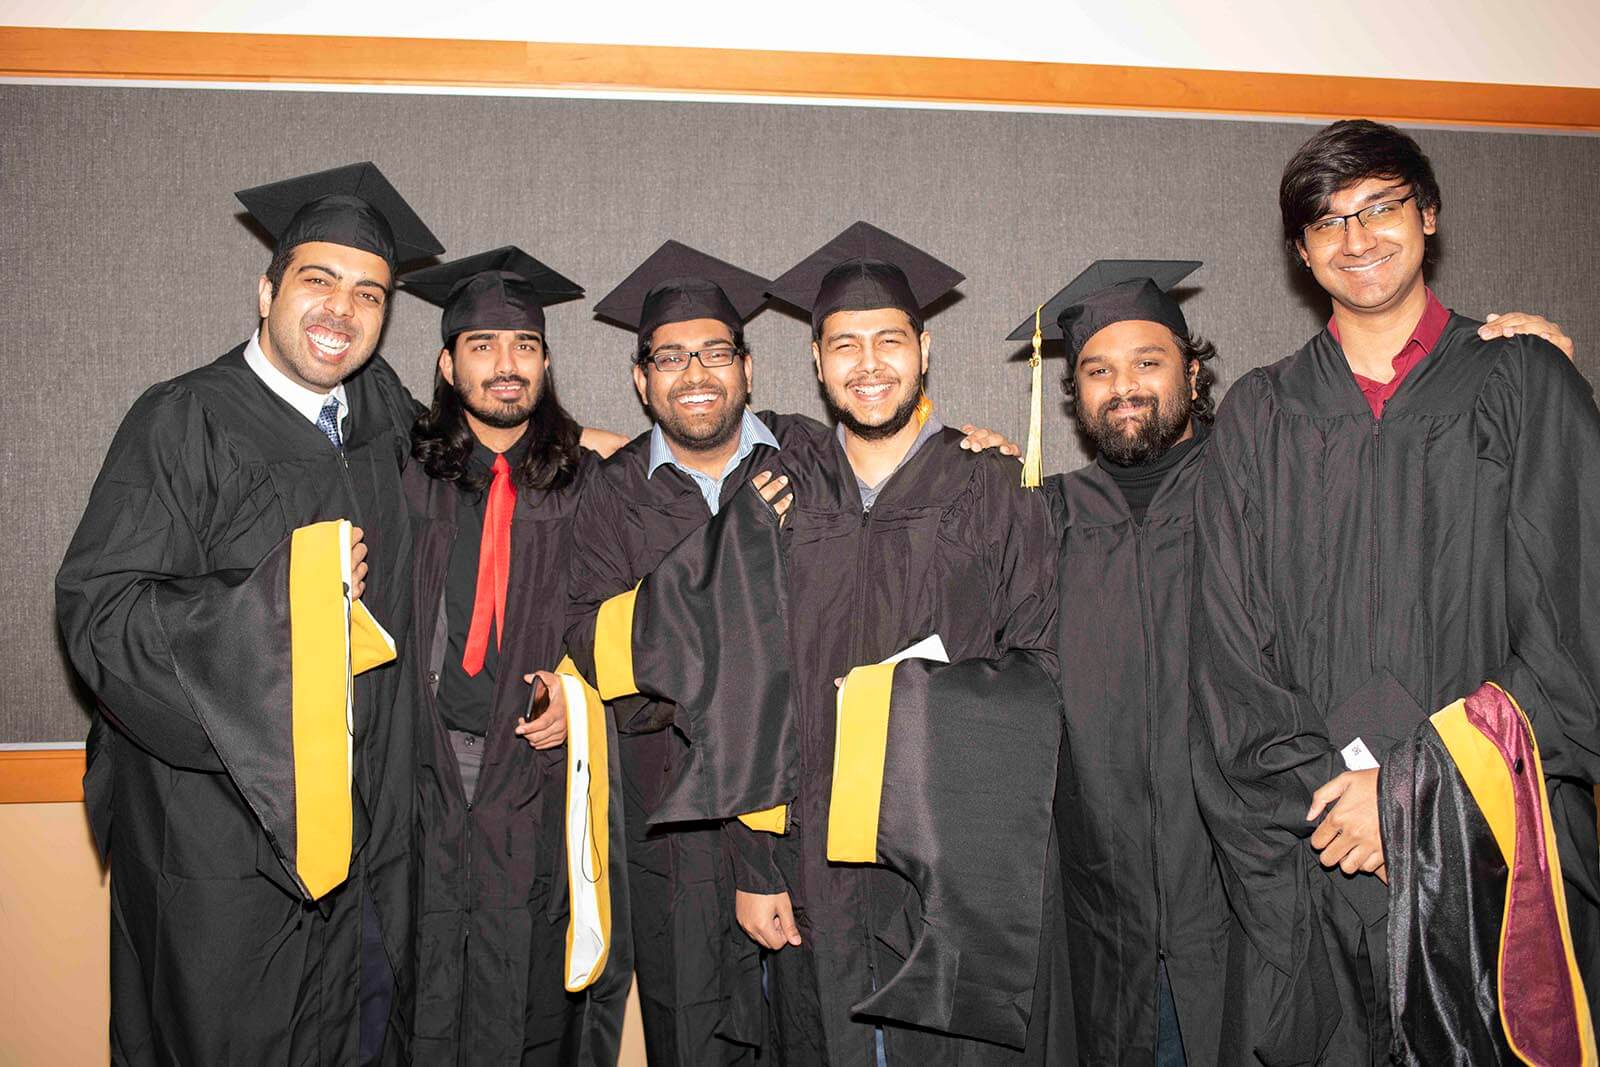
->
[1059,331,1219,425]
[411,345,583,494]
[1279,119,1441,254]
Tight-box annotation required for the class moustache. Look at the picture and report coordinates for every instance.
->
[1100,395,1156,417]
[483,376,530,390]
[304,312,361,339]
[669,383,727,401]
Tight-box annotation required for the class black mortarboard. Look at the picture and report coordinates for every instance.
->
[235,162,444,269]
[1008,260,1200,489]
[400,246,584,344]
[1006,259,1201,358]
[766,221,964,336]
[593,240,770,343]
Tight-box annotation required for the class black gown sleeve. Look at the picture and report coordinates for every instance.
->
[1485,341,1600,785]
[1188,372,1344,973]
[56,384,254,772]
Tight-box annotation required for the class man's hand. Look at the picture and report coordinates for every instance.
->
[514,670,568,749]
[1307,768,1387,883]
[350,526,369,601]
[958,424,1022,458]
[736,889,803,950]
[752,471,793,525]
[579,426,630,458]
[1480,312,1574,360]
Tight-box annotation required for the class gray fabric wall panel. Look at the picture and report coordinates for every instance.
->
[3,84,1596,742]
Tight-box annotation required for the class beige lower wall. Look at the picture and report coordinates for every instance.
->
[0,802,645,1066]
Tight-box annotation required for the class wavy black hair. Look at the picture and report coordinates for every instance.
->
[411,345,583,494]
[1279,119,1441,254]
[1059,331,1219,425]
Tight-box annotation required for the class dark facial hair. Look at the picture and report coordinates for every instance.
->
[825,374,924,442]
[1081,389,1193,466]
[458,372,539,430]
[654,381,748,455]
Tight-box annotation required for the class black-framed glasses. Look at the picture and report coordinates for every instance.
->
[639,345,742,373]
[1302,192,1418,247]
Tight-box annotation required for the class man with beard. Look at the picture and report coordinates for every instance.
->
[56,163,439,1065]
[398,246,632,1065]
[1002,261,1230,1067]
[983,262,1573,1067]
[563,239,813,1066]
[1190,118,1600,1063]
[709,221,1068,1065]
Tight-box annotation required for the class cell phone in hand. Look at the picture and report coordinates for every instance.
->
[524,674,550,723]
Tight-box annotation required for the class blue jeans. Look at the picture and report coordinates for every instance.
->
[1156,959,1187,1067]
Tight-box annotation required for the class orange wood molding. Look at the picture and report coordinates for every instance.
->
[0,748,85,804]
[1,26,1596,130]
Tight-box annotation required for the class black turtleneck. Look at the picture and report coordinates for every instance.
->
[1096,422,1208,524]
[435,429,531,736]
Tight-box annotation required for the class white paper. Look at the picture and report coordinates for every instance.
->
[833,635,950,787]
[880,633,949,667]
[1341,736,1380,771]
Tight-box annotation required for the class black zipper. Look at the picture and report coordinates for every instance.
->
[1133,523,1166,960]
[1368,421,1380,673]
[851,501,876,990]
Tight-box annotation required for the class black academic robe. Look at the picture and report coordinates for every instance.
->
[734,427,1071,1067]
[1189,316,1600,1065]
[56,344,419,1066]
[406,447,631,1066]
[1044,430,1229,1067]
[563,411,817,1066]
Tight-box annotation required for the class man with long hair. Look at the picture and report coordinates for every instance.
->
[400,246,629,1064]
[1190,118,1600,1063]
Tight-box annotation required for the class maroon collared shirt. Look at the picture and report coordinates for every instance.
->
[1329,287,1451,419]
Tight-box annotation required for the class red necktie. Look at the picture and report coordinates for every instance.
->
[462,454,515,676]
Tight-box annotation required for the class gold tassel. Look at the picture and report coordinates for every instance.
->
[1020,304,1044,489]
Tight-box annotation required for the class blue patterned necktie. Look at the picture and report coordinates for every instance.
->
[316,396,343,450]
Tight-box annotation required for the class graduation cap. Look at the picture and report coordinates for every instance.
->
[401,245,584,344]
[1009,260,1201,488]
[766,221,964,336]
[594,240,770,344]
[235,162,444,269]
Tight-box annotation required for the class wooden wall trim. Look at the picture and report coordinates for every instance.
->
[1,26,1597,130]
[0,749,85,804]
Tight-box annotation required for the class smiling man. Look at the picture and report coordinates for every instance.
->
[721,221,1068,1066]
[399,246,631,1065]
[1189,120,1600,1063]
[57,163,441,1065]
[566,239,816,1067]
[1001,261,1233,1067]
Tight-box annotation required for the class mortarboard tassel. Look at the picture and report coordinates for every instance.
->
[1020,304,1044,489]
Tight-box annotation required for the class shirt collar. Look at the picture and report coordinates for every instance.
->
[647,408,779,481]
[1327,286,1450,357]
[471,428,532,474]
[243,330,349,429]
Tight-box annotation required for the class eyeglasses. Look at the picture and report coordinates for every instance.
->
[1301,192,1418,248]
[639,345,741,373]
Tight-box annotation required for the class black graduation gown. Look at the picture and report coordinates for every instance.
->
[563,411,817,1066]
[735,427,1072,1067]
[406,448,632,1066]
[1189,316,1600,1065]
[55,344,419,1066]
[1043,431,1229,1067]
